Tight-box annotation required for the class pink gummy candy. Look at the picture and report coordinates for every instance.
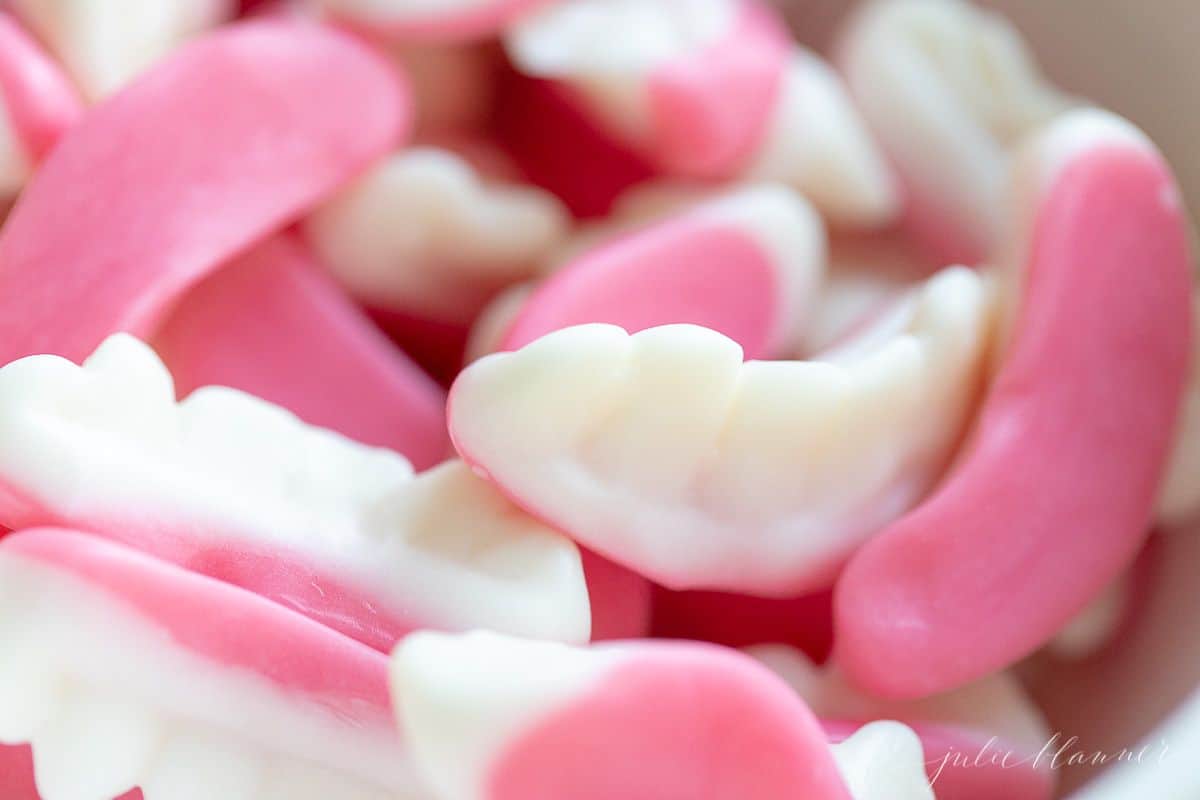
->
[0,12,81,164]
[835,111,1195,698]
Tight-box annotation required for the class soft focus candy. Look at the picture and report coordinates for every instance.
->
[0,529,420,799]
[837,0,1070,263]
[154,235,449,468]
[835,110,1194,698]
[450,265,991,595]
[1158,292,1200,525]
[10,0,234,101]
[506,0,898,227]
[0,13,81,199]
[314,0,555,42]
[500,184,826,358]
[0,335,590,650]
[751,645,1055,800]
[391,630,899,800]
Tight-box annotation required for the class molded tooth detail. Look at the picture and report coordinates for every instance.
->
[140,732,264,800]
[0,649,61,745]
[30,690,160,800]
[831,721,934,800]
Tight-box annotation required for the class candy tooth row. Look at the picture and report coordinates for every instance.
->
[0,528,1047,800]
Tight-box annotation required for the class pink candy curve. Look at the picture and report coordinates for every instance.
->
[487,642,853,800]
[154,234,448,469]
[835,134,1195,697]
[0,13,82,163]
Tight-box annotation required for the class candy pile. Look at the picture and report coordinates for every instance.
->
[0,0,1195,798]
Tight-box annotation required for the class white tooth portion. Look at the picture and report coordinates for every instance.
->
[688,185,827,354]
[837,0,1071,248]
[140,732,264,800]
[0,100,32,199]
[304,148,569,323]
[391,630,617,800]
[0,550,420,798]
[1158,292,1200,525]
[749,645,1050,758]
[0,333,590,643]
[1046,576,1129,659]
[830,721,935,800]
[505,0,736,142]
[30,691,160,800]
[452,267,992,594]
[745,50,900,229]
[0,647,62,745]
[10,0,232,101]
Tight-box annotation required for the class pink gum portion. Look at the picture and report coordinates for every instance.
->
[501,219,781,358]
[488,643,853,800]
[154,234,448,469]
[0,14,82,162]
[651,586,834,663]
[648,1,790,178]
[492,65,655,219]
[0,20,407,365]
[822,721,1055,800]
[835,144,1195,697]
[331,0,555,43]
[2,529,394,717]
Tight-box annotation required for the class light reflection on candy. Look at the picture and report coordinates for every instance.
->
[0,529,425,800]
[10,0,235,101]
[0,13,81,199]
[449,265,991,596]
[0,335,591,650]
[390,630,878,800]
[750,645,1055,800]
[836,0,1070,263]
[506,0,898,227]
[835,110,1195,699]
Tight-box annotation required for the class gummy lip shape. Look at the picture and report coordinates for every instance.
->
[0,335,591,650]
[303,147,570,326]
[750,645,1056,800]
[0,19,404,374]
[834,109,1195,699]
[316,0,555,42]
[499,184,827,359]
[0,528,422,799]
[448,265,991,596]
[390,630,866,800]
[837,0,1070,263]
[0,12,81,196]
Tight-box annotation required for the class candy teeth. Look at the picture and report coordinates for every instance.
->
[391,631,853,800]
[500,184,827,359]
[0,334,591,647]
[11,0,233,101]
[835,109,1194,698]
[837,0,1070,261]
[744,49,900,229]
[304,147,569,325]
[830,722,934,800]
[0,531,421,799]
[1158,292,1200,525]
[450,265,991,596]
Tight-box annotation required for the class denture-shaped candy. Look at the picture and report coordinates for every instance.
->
[0,21,450,461]
[0,529,423,799]
[391,630,935,800]
[153,235,449,468]
[751,645,1055,800]
[499,184,825,357]
[0,335,590,650]
[506,0,898,227]
[10,0,234,101]
[835,110,1195,698]
[450,265,991,595]
[0,13,81,199]
[837,0,1070,263]
[314,0,554,42]
[305,147,569,327]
